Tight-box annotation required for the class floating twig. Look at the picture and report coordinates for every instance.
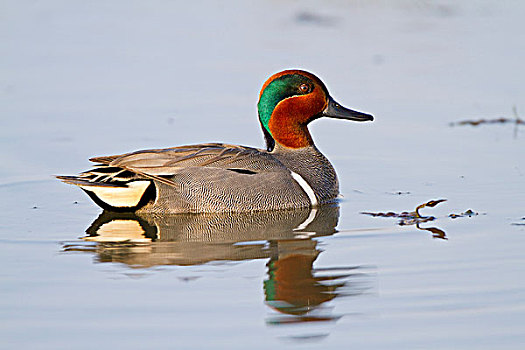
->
[450,107,524,138]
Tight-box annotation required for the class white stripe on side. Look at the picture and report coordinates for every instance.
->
[290,171,318,207]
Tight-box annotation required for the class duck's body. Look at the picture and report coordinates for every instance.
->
[58,70,373,213]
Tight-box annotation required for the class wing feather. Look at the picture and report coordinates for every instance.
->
[89,143,284,178]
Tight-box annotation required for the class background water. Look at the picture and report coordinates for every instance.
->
[1,1,524,349]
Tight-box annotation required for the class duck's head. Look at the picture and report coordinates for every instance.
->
[258,69,373,151]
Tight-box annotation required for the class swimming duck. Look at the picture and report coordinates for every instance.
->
[57,69,373,213]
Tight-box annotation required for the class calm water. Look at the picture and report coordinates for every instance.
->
[1,1,524,349]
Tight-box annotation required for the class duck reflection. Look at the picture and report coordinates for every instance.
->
[64,205,367,328]
[264,239,364,325]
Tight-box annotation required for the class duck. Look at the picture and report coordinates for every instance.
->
[57,69,373,213]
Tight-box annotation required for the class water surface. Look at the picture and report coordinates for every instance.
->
[1,1,524,349]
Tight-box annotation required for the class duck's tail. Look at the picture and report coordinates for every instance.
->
[56,166,155,212]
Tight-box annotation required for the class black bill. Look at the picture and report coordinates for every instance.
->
[322,96,373,122]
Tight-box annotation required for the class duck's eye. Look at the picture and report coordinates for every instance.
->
[299,84,310,93]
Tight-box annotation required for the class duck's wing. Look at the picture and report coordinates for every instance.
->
[89,143,284,176]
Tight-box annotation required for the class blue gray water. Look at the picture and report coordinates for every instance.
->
[1,1,524,349]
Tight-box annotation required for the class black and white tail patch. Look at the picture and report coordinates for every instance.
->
[81,180,155,212]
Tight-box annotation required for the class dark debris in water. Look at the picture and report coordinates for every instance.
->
[362,199,447,224]
[387,191,411,195]
[512,217,525,226]
[295,11,339,26]
[449,209,478,219]
[449,107,523,138]
[361,199,480,240]
[178,276,201,282]
[417,226,447,240]
[280,333,329,342]
[449,117,524,127]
